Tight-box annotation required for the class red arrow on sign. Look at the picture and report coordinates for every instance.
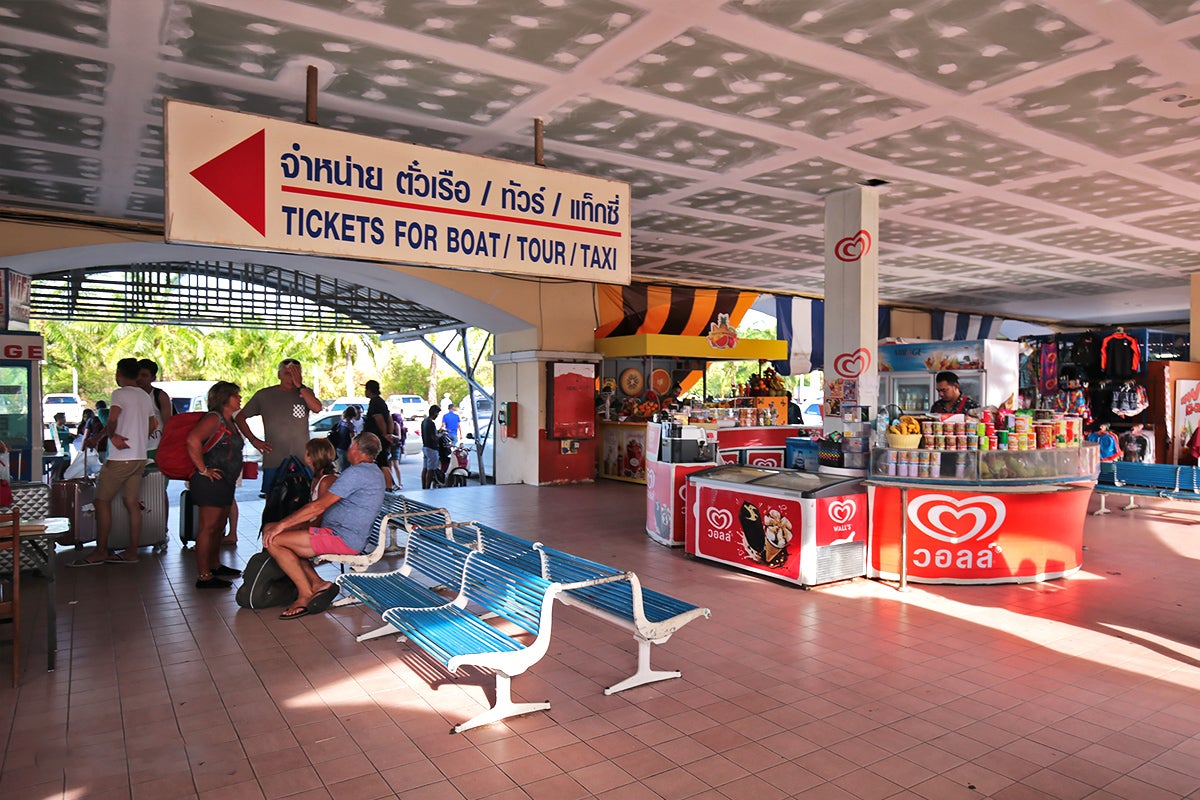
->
[190,129,266,235]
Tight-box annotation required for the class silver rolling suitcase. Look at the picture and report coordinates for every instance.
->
[50,478,97,546]
[106,465,169,553]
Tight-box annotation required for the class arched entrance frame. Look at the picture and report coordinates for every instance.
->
[0,222,601,485]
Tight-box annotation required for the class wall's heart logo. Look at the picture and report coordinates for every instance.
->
[750,456,775,466]
[678,484,687,501]
[907,494,1006,544]
[833,348,871,378]
[829,499,856,525]
[706,507,733,531]
[645,470,656,490]
[835,229,872,262]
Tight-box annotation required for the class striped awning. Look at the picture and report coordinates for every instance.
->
[595,284,758,338]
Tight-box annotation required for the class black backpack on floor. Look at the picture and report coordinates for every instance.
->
[236,551,298,609]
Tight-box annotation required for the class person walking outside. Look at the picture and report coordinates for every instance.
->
[362,380,398,488]
[421,404,441,489]
[235,358,322,497]
[441,402,461,443]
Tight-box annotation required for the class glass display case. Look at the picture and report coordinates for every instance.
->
[869,442,1100,485]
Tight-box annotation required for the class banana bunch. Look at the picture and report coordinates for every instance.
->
[887,415,920,435]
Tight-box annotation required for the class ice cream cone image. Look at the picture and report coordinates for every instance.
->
[762,510,793,568]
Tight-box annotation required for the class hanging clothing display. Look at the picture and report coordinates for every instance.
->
[1086,428,1121,462]
[1039,340,1058,395]
[1101,331,1141,380]
[1111,383,1148,417]
[1046,388,1091,422]
[1074,331,1102,378]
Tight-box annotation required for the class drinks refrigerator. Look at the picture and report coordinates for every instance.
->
[879,340,1019,414]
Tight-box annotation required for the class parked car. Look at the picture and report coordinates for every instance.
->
[42,392,84,426]
[386,394,427,421]
[309,410,343,438]
[310,409,420,455]
[155,380,217,414]
[326,396,368,414]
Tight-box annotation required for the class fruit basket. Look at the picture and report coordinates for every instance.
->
[886,432,923,449]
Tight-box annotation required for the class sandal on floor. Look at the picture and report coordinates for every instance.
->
[279,605,310,620]
[196,576,233,589]
[307,584,340,614]
[211,564,242,578]
[67,556,107,568]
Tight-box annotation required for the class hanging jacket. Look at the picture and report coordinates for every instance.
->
[1101,332,1140,380]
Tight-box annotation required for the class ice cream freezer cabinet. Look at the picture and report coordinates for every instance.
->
[685,465,869,586]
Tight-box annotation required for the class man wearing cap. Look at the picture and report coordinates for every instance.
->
[362,379,397,486]
[236,358,323,496]
[441,402,461,443]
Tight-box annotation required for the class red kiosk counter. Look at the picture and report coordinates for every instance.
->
[867,443,1100,585]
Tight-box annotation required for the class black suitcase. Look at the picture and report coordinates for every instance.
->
[180,488,199,546]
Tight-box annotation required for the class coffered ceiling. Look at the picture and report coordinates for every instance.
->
[2,0,1199,326]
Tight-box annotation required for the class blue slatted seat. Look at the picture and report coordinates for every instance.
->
[337,526,475,641]
[450,520,711,694]
[1094,462,1200,514]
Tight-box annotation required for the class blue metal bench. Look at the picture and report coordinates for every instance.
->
[336,526,476,641]
[342,527,626,732]
[380,547,568,733]
[446,519,712,694]
[1094,462,1200,514]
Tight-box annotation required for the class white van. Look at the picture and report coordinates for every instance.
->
[154,380,262,463]
[155,380,217,414]
[386,394,427,421]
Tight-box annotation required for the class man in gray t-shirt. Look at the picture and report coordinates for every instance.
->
[263,434,386,620]
[235,358,323,496]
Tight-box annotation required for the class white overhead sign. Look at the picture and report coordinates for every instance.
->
[164,100,630,285]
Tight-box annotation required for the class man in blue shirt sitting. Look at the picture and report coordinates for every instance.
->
[263,433,386,620]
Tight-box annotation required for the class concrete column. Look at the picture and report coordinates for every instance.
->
[823,187,880,469]
[1192,274,1200,362]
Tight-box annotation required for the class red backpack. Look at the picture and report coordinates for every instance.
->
[155,411,227,479]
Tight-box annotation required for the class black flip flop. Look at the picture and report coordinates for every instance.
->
[307,585,340,614]
[279,605,310,621]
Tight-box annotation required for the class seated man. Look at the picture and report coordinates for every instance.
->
[263,433,386,620]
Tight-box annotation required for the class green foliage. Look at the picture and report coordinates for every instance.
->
[32,320,492,407]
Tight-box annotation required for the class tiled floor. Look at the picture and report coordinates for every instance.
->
[4,473,1200,800]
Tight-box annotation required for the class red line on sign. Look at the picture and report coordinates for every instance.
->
[281,184,622,238]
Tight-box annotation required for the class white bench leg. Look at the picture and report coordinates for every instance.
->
[452,674,551,733]
[332,595,361,608]
[356,622,403,643]
[603,638,682,695]
[384,526,406,555]
[1122,494,1139,511]
[1093,494,1111,515]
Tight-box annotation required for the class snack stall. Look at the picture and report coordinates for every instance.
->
[595,333,804,486]
[684,464,869,587]
[868,417,1099,585]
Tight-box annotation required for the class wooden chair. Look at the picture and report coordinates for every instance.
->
[0,509,21,687]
